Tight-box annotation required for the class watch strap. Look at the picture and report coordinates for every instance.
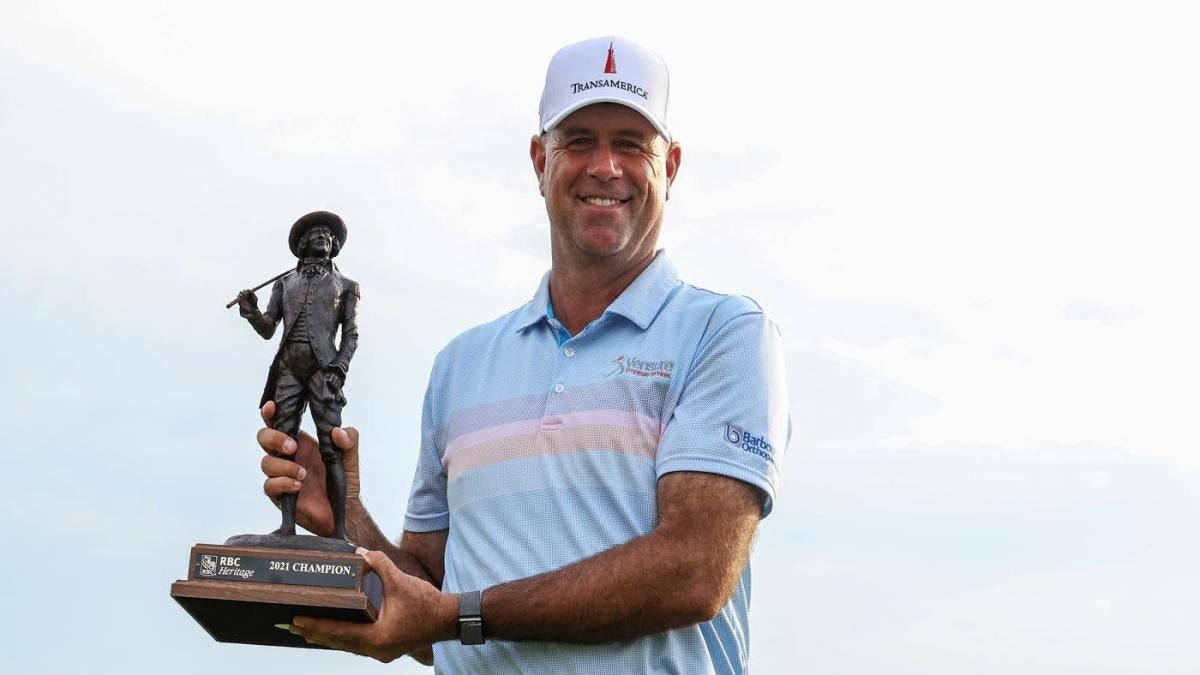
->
[458,590,484,645]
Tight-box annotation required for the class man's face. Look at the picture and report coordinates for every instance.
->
[303,227,334,258]
[531,103,681,263]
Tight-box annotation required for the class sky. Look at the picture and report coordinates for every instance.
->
[1,1,1198,673]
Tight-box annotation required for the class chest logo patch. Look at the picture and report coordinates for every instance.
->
[606,355,674,378]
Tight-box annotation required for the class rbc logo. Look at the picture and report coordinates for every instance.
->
[199,554,217,577]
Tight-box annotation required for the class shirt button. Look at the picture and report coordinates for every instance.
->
[564,347,575,357]
[553,383,565,394]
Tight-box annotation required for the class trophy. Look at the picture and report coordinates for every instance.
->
[171,211,380,648]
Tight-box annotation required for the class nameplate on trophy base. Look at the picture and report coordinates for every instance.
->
[170,544,381,649]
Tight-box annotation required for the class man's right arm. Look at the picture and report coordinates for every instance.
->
[346,501,447,589]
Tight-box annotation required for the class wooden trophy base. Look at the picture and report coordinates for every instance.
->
[171,543,382,649]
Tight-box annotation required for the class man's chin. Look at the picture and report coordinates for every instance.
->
[572,222,633,253]
[572,235,629,258]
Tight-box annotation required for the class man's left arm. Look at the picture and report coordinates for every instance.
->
[480,469,762,642]
[289,470,761,658]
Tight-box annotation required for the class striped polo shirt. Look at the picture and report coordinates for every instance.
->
[405,251,790,674]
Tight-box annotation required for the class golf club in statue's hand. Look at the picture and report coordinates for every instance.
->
[236,289,259,316]
[227,271,294,310]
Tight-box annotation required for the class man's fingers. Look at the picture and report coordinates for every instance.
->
[264,476,302,499]
[357,548,405,597]
[290,615,373,654]
[357,548,395,573]
[261,455,306,481]
[260,400,276,425]
[332,426,359,452]
[257,427,297,456]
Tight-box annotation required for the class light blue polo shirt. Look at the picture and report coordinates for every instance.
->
[405,251,790,674]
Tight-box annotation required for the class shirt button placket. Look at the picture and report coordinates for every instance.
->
[543,336,575,428]
[554,344,577,394]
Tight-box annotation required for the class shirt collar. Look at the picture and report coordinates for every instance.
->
[514,250,680,333]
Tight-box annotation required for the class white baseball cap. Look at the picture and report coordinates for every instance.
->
[538,36,672,142]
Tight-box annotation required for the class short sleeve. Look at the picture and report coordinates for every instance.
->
[655,311,790,516]
[404,355,450,532]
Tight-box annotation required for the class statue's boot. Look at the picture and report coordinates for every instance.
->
[326,458,350,543]
[273,492,298,537]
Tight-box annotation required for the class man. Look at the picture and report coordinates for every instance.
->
[257,37,789,673]
[238,211,359,542]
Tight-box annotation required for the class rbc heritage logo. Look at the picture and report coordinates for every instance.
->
[725,424,776,466]
[199,554,217,577]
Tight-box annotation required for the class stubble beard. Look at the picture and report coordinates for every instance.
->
[550,210,662,272]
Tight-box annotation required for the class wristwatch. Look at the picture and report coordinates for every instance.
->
[458,590,485,645]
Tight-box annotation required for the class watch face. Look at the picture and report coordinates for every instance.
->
[459,618,485,645]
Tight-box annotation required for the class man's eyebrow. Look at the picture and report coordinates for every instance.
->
[614,128,650,141]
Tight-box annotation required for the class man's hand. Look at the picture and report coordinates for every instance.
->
[288,548,457,663]
[258,401,361,536]
[237,289,259,317]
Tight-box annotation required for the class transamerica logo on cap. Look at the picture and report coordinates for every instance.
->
[569,79,649,99]
[566,41,648,100]
[604,41,617,74]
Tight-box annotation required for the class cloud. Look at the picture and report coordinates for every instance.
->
[1060,298,1139,326]
[753,442,1200,674]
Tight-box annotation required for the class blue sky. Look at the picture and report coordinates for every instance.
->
[2,1,1197,673]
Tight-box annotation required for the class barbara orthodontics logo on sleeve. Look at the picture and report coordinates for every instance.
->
[725,424,776,465]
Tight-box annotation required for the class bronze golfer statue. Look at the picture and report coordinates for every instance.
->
[232,211,360,549]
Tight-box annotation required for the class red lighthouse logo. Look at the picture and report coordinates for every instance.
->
[603,42,617,74]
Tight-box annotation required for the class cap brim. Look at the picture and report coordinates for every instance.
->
[542,97,671,143]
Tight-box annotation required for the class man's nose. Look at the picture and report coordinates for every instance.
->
[586,144,622,181]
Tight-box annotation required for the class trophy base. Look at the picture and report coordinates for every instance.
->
[170,543,381,649]
[224,532,356,552]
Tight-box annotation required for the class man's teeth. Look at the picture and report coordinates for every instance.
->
[583,197,621,206]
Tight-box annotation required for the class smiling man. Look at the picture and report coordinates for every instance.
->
[257,36,790,673]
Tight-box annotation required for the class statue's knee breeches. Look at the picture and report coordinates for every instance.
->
[271,368,308,438]
[310,400,344,466]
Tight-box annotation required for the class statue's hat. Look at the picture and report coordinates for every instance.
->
[289,211,347,257]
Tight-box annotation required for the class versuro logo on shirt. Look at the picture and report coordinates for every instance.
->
[606,355,674,378]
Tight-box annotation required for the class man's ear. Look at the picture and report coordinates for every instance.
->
[665,141,682,200]
[530,134,547,196]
